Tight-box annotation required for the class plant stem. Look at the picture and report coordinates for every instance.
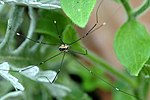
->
[87,51,137,88]
[0,5,24,51]
[120,0,133,19]
[133,0,150,18]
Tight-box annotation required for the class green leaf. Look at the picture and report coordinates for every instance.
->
[60,0,96,28]
[114,20,150,76]
[62,25,78,44]
[36,9,69,37]
[36,9,71,44]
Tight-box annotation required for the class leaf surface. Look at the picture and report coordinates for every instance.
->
[114,20,150,76]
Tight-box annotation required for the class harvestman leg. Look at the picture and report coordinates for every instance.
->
[6,52,63,74]
[53,20,64,44]
[69,0,105,45]
[38,52,63,65]
[24,52,65,84]
[51,52,66,83]
[16,33,59,46]
[68,53,142,100]
[39,0,104,83]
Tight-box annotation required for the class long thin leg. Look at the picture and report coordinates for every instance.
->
[16,33,60,46]
[0,52,64,81]
[53,21,64,44]
[90,6,121,33]
[38,52,63,65]
[49,8,64,44]
[69,0,105,45]
[51,52,66,83]
[68,53,142,100]
[0,52,62,78]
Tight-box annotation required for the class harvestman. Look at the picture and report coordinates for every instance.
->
[1,0,143,100]
[16,0,106,83]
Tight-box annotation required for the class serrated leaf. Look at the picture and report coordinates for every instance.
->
[114,20,150,76]
[60,0,96,27]
[0,62,24,91]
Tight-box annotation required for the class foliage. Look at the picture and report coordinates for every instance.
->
[0,0,149,100]
[114,20,150,76]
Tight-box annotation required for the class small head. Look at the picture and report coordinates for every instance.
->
[59,44,70,52]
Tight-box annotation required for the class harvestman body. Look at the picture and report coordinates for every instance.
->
[59,44,69,52]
